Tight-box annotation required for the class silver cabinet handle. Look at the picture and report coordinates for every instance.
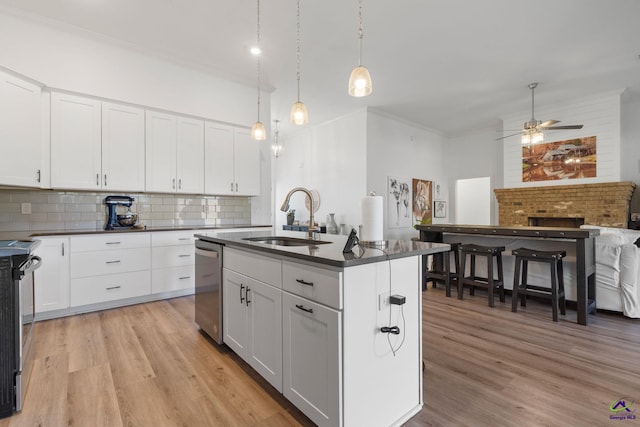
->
[37,169,41,183]
[96,173,100,186]
[61,242,65,256]
[235,183,238,192]
[172,178,176,189]
[106,241,121,245]
[230,182,234,191]
[178,254,191,258]
[178,237,191,241]
[179,276,191,280]
[104,174,107,187]
[105,260,121,264]
[178,178,182,189]
[106,285,121,291]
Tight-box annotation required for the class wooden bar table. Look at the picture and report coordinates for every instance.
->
[416,224,600,325]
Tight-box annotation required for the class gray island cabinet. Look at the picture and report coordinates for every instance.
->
[195,231,449,427]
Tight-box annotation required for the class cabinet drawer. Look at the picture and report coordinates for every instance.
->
[71,247,151,278]
[283,261,342,309]
[151,245,194,268]
[71,233,150,252]
[224,247,281,287]
[71,270,151,306]
[151,265,194,294]
[151,231,197,246]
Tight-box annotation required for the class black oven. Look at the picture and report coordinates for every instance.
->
[0,240,41,419]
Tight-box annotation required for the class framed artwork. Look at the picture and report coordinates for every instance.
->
[412,178,432,225]
[434,200,447,218]
[522,136,597,182]
[388,176,412,228]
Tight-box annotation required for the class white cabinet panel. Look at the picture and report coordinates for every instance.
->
[71,270,151,306]
[151,245,194,268]
[176,117,204,194]
[145,110,177,192]
[224,247,281,288]
[283,291,341,427]
[71,247,151,278]
[71,233,150,252]
[102,102,145,192]
[151,265,194,293]
[223,268,249,356]
[0,70,42,188]
[50,92,101,190]
[283,260,342,309]
[151,230,196,246]
[204,123,260,196]
[33,237,69,313]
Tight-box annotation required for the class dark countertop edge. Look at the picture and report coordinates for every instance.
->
[415,224,600,239]
[196,233,450,268]
[29,224,272,237]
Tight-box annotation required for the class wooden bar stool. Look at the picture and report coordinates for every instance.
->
[511,248,567,322]
[458,244,505,307]
[424,243,461,297]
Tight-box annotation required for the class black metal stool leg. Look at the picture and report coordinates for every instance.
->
[512,255,521,313]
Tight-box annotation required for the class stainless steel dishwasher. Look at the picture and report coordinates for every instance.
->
[195,239,223,344]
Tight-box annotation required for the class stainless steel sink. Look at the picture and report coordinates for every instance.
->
[242,236,332,246]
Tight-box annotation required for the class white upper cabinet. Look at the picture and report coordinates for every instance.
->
[50,92,102,190]
[205,123,260,196]
[102,102,145,192]
[146,111,204,194]
[0,69,42,188]
[51,92,145,191]
[176,117,205,194]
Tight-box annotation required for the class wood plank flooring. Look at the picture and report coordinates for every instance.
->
[2,288,639,426]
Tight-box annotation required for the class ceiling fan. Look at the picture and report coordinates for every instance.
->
[497,82,583,143]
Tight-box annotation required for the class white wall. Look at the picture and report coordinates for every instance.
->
[0,11,273,225]
[273,109,367,232]
[501,91,622,188]
[367,111,448,239]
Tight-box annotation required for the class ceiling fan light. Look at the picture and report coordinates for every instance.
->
[531,131,544,144]
[251,121,266,140]
[521,133,531,145]
[348,66,372,97]
[290,101,309,125]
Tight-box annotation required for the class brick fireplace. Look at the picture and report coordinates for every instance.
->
[494,181,636,228]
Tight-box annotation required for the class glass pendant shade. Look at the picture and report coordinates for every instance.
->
[251,121,266,140]
[290,101,309,125]
[521,130,543,145]
[348,65,372,97]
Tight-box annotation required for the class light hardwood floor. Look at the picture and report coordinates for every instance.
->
[2,288,639,427]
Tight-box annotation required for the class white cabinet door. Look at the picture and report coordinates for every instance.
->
[102,102,145,192]
[283,291,341,427]
[50,92,101,190]
[223,268,249,357]
[33,237,70,313]
[0,70,42,188]
[233,128,260,196]
[204,123,260,196]
[247,279,282,392]
[204,122,234,195]
[176,117,204,194]
[145,110,177,193]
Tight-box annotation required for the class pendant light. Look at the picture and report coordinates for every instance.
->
[251,0,266,140]
[290,0,308,125]
[272,119,283,157]
[348,0,372,97]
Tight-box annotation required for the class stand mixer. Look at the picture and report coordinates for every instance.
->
[104,196,140,230]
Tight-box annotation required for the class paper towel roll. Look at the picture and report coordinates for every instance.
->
[361,195,383,242]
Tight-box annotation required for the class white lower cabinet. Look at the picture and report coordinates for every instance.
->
[223,268,282,391]
[282,291,341,427]
[151,231,196,294]
[71,270,150,306]
[33,237,69,314]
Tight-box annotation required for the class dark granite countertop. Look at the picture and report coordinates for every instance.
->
[29,224,271,237]
[196,230,450,268]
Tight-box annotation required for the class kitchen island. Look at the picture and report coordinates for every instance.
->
[195,230,449,427]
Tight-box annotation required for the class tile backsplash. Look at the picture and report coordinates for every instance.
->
[0,189,252,238]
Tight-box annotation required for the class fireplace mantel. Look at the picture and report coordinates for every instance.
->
[494,182,636,228]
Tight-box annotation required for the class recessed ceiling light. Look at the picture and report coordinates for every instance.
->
[250,46,261,56]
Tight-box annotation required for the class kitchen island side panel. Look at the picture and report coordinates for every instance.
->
[342,256,422,426]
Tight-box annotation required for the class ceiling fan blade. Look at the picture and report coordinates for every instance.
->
[543,124,584,130]
[538,120,559,128]
[495,131,522,141]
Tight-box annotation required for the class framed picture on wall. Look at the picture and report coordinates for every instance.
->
[434,200,446,218]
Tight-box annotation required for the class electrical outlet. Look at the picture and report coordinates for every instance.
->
[378,291,391,311]
[21,203,31,215]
